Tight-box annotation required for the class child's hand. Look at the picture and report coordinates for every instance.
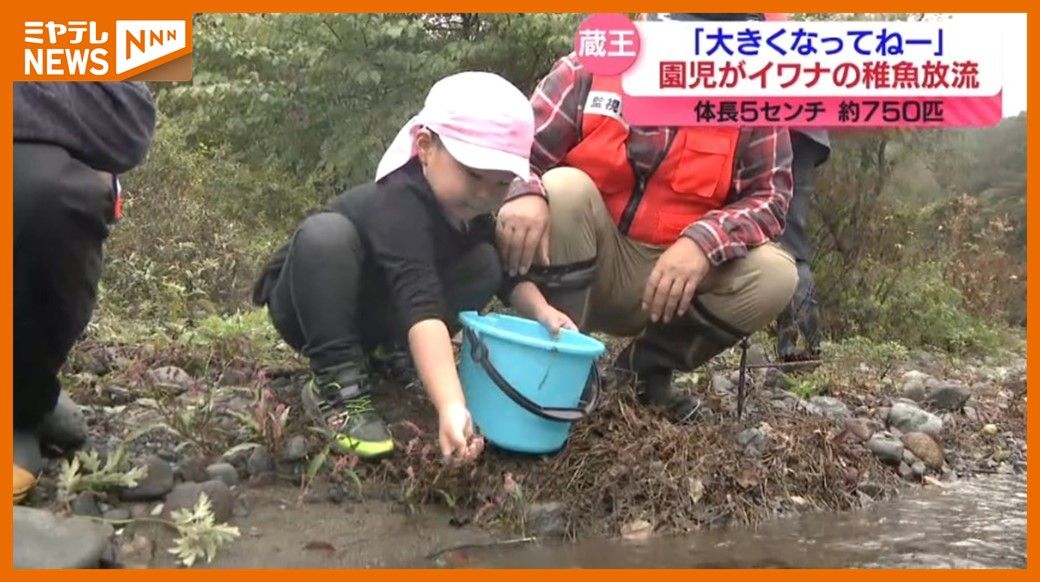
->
[535,305,578,337]
[438,400,485,464]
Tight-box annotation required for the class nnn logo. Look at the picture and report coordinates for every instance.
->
[116,20,186,74]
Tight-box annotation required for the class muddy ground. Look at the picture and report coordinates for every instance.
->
[19,327,1028,568]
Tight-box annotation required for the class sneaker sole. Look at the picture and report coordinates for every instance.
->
[300,384,395,459]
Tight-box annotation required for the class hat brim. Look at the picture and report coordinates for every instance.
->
[440,135,531,182]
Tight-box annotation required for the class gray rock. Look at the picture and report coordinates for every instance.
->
[116,534,155,569]
[844,418,876,442]
[247,447,276,476]
[901,432,945,469]
[712,373,735,393]
[527,502,567,539]
[888,402,943,436]
[902,449,920,466]
[736,428,768,456]
[101,384,133,404]
[898,462,914,481]
[71,492,102,518]
[102,508,131,522]
[120,456,175,501]
[912,461,928,479]
[901,379,927,402]
[901,370,932,384]
[281,436,309,462]
[809,396,851,420]
[38,391,88,451]
[162,480,234,522]
[205,462,240,487]
[146,366,193,393]
[13,507,113,568]
[746,345,769,368]
[857,482,884,498]
[877,407,891,423]
[963,406,981,422]
[128,503,151,519]
[327,485,346,504]
[926,382,972,411]
[763,368,790,392]
[177,457,210,483]
[866,432,904,465]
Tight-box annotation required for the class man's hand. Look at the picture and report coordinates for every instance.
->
[643,237,711,324]
[496,195,550,276]
[437,400,485,464]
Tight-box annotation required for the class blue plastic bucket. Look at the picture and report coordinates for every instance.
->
[458,310,606,454]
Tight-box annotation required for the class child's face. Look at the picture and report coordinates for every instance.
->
[415,129,515,223]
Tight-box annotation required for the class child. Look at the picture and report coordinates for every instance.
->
[252,72,575,464]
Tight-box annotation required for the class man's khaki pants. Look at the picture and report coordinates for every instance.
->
[539,167,798,372]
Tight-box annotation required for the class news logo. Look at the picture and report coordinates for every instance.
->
[22,18,192,81]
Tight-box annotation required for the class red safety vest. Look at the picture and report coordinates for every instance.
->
[560,75,741,246]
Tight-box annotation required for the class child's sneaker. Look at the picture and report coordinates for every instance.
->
[300,360,394,459]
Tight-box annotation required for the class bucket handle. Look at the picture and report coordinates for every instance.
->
[464,327,600,423]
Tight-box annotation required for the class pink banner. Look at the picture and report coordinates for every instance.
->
[623,93,1003,128]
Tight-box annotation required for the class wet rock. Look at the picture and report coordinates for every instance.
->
[809,396,851,420]
[162,480,234,522]
[712,373,735,394]
[146,366,193,393]
[281,436,309,462]
[120,456,175,501]
[247,447,276,477]
[71,492,103,518]
[177,457,210,483]
[103,508,131,522]
[205,462,240,487]
[621,519,654,541]
[857,482,884,498]
[38,391,88,451]
[888,402,943,436]
[13,507,113,568]
[844,418,876,442]
[901,432,945,470]
[865,432,904,465]
[925,382,971,411]
[527,502,568,539]
[116,534,155,569]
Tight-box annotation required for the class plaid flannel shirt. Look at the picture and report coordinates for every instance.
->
[508,53,794,266]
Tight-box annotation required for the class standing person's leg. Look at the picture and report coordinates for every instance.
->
[620,243,797,421]
[526,167,621,329]
[13,143,114,501]
[262,212,394,458]
[776,132,823,360]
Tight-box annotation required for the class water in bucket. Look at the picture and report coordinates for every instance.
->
[458,311,606,454]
